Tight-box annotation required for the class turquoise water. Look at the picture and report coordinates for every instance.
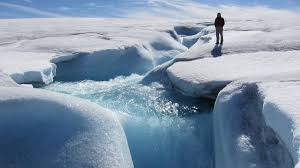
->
[43,74,214,168]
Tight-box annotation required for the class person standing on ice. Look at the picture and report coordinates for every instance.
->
[215,13,225,44]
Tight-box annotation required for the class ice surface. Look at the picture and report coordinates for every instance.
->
[138,11,300,168]
[0,10,300,168]
[0,71,19,87]
[0,18,189,84]
[0,51,57,84]
[213,81,294,168]
[55,46,154,81]
[260,82,300,168]
[167,51,300,98]
[0,87,133,168]
[142,17,300,86]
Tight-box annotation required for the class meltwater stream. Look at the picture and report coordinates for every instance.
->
[43,74,214,168]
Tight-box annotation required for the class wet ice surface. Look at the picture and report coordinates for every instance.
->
[43,74,214,168]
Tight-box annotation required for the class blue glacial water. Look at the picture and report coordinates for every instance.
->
[43,74,214,168]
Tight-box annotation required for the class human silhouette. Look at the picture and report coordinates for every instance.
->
[215,13,225,44]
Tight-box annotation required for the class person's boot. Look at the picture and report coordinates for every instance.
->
[216,42,219,44]
[220,41,223,45]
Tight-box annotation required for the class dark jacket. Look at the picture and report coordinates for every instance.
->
[215,17,225,27]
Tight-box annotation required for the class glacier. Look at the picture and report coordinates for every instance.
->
[141,8,300,168]
[142,15,300,86]
[0,18,189,84]
[0,6,300,168]
[0,18,209,167]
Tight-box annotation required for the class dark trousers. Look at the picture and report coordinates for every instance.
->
[216,27,223,43]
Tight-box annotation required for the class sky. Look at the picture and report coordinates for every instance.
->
[0,0,299,19]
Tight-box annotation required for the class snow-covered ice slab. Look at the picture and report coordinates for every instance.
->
[260,82,300,168]
[167,51,300,98]
[0,51,57,84]
[213,81,297,168]
[0,87,133,168]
